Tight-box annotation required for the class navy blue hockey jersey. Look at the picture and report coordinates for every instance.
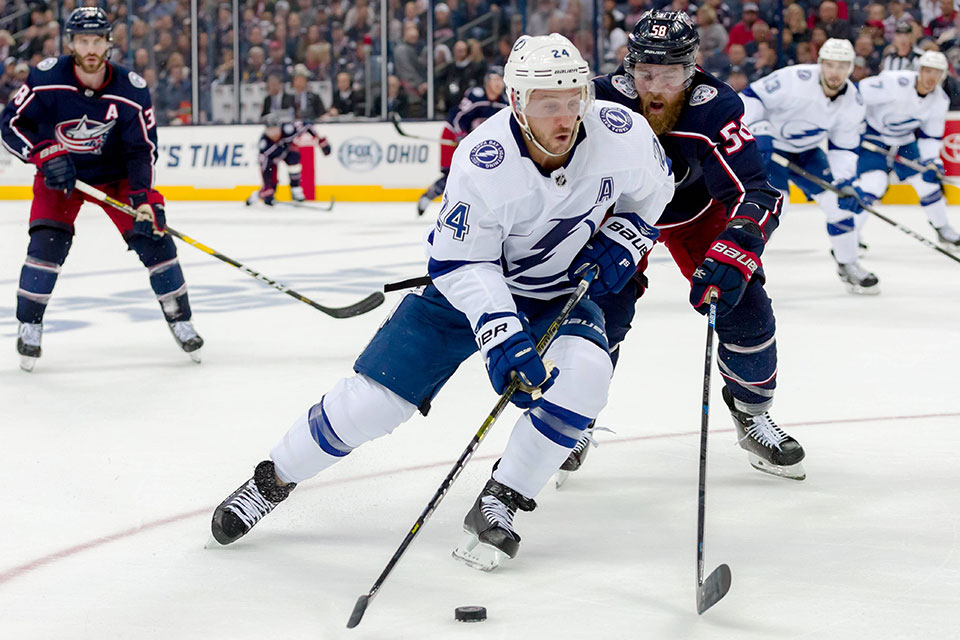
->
[593,67,781,237]
[0,55,158,190]
[445,86,508,137]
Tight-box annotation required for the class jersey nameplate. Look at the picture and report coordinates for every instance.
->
[689,85,718,106]
[612,74,638,99]
[469,140,505,169]
[599,107,633,133]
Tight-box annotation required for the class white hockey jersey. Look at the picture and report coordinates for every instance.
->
[858,70,948,160]
[426,101,674,329]
[741,64,866,182]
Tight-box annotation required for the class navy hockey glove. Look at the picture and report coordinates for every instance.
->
[30,141,76,196]
[475,312,558,409]
[317,136,332,156]
[754,134,774,166]
[569,212,658,297]
[836,179,867,214]
[129,189,167,237]
[690,221,764,317]
[921,159,944,183]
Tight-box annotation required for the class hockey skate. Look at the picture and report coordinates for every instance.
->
[554,423,613,488]
[723,387,806,481]
[932,222,960,251]
[836,260,880,295]
[17,322,42,372]
[291,186,306,202]
[210,460,296,545]
[168,320,203,363]
[416,194,431,216]
[245,190,258,206]
[453,478,536,571]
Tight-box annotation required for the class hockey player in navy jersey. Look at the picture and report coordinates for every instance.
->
[0,7,202,371]
[416,66,508,215]
[245,111,331,206]
[564,10,803,482]
[210,35,674,568]
[857,51,960,250]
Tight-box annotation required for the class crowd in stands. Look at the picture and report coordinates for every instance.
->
[2,0,960,125]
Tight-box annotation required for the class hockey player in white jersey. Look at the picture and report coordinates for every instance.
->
[857,51,960,250]
[209,35,674,565]
[741,39,878,294]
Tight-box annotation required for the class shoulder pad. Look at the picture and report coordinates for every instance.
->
[37,57,58,72]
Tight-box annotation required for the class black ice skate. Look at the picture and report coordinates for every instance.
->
[554,423,613,488]
[17,322,42,372]
[836,260,880,295]
[723,387,806,481]
[168,320,203,363]
[932,222,960,251]
[452,478,536,571]
[210,460,296,545]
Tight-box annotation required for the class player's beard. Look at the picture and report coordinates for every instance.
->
[640,91,685,136]
[74,51,107,75]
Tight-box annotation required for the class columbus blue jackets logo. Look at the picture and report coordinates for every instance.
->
[689,85,718,106]
[599,107,632,133]
[469,140,505,169]
[611,75,637,99]
[54,115,117,155]
[37,57,58,71]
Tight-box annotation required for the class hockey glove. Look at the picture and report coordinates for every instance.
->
[318,137,332,156]
[129,189,167,237]
[475,312,558,409]
[30,141,77,196]
[836,179,868,214]
[690,221,764,317]
[568,212,658,297]
[754,134,774,166]
[921,159,944,183]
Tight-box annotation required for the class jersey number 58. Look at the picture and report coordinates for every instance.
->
[719,120,755,155]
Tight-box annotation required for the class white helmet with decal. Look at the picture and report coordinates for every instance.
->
[918,50,949,83]
[817,38,855,87]
[505,33,594,157]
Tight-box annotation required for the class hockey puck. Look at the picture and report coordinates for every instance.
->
[454,606,487,622]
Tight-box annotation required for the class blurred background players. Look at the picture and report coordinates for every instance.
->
[246,111,331,206]
[0,7,202,371]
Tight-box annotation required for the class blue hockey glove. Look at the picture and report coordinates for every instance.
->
[921,159,944,183]
[30,141,76,196]
[690,221,764,317]
[475,312,558,408]
[754,134,774,166]
[568,212,659,297]
[129,189,167,237]
[837,179,867,214]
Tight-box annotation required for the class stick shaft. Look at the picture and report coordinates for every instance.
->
[697,298,717,587]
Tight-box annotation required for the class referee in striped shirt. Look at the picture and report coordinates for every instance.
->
[881,21,925,70]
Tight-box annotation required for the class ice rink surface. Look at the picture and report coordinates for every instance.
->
[1,200,958,640]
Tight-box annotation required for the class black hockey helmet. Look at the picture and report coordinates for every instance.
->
[65,7,112,39]
[625,10,699,83]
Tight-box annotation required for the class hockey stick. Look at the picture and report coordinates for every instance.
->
[346,267,599,629]
[859,140,960,187]
[696,293,732,615]
[273,196,336,212]
[390,112,458,146]
[771,154,960,265]
[73,181,385,318]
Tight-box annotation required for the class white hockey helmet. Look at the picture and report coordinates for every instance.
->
[918,50,949,83]
[505,34,594,157]
[818,38,855,85]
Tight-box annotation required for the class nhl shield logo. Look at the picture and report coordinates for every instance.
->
[689,85,718,106]
[54,115,117,155]
[599,107,633,133]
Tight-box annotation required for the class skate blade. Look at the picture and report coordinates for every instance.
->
[938,241,960,253]
[747,453,806,481]
[187,348,202,364]
[19,355,37,372]
[843,282,880,296]
[554,470,570,489]
[452,531,506,572]
[203,535,222,550]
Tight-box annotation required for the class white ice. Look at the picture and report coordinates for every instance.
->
[1,200,958,640]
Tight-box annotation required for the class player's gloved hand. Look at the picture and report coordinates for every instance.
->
[568,212,658,297]
[921,159,944,183]
[475,312,558,408]
[129,189,167,237]
[754,134,774,166]
[318,138,332,156]
[30,141,76,196]
[690,221,764,317]
[836,179,867,214]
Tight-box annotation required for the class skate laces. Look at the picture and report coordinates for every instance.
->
[225,479,277,529]
[170,321,198,342]
[480,496,518,532]
[572,425,614,455]
[18,323,42,346]
[741,413,789,451]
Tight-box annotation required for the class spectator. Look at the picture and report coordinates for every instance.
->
[726,64,749,91]
[600,11,629,72]
[386,74,410,117]
[153,30,175,72]
[157,52,193,125]
[305,43,333,81]
[727,43,755,78]
[435,3,455,41]
[926,0,958,38]
[129,18,151,54]
[885,0,914,40]
[882,20,925,69]
[852,55,872,81]
[752,41,779,80]
[697,5,728,55]
[492,35,513,66]
[783,3,811,49]
[814,0,854,42]
[0,58,19,104]
[440,40,479,111]
[669,0,697,18]
[329,71,364,116]
[528,0,566,36]
[604,0,626,28]
[298,24,325,63]
[811,26,829,56]
[625,0,652,27]
[796,40,817,63]
[265,40,291,81]
[244,46,266,83]
[727,3,764,51]
[393,24,428,116]
[290,64,326,120]
[261,73,294,118]
[855,33,883,74]
[746,19,773,57]
[703,0,732,30]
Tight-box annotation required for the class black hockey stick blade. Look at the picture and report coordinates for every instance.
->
[323,291,385,318]
[346,594,369,629]
[696,563,732,614]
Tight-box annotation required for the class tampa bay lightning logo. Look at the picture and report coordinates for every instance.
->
[797,69,812,80]
[881,113,920,135]
[898,76,910,87]
[469,140,505,169]
[54,115,117,155]
[780,119,825,141]
[599,107,632,133]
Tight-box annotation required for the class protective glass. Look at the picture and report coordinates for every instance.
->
[523,87,590,118]
[631,63,693,94]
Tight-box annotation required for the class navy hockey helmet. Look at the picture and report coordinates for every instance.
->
[65,7,112,39]
[625,10,699,88]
